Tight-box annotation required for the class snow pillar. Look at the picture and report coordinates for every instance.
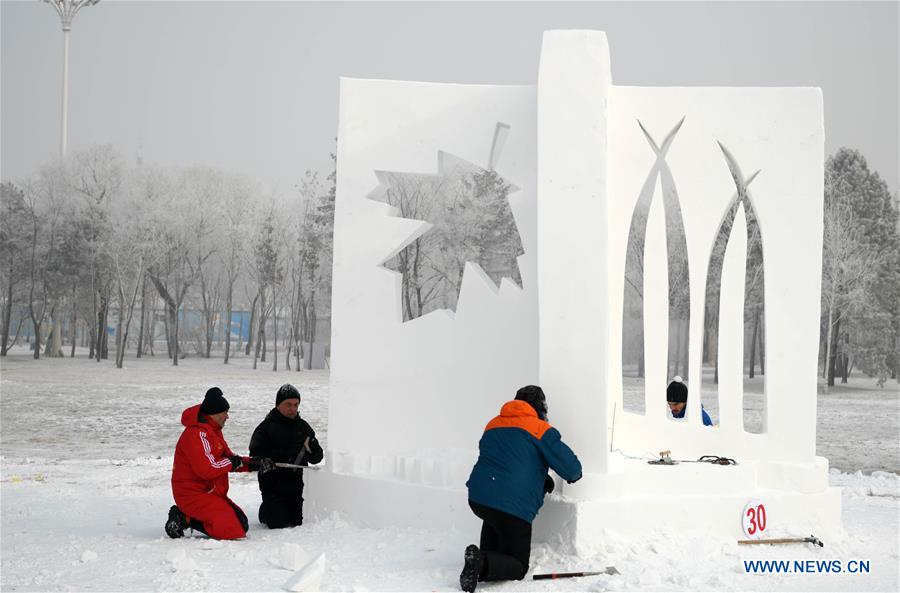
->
[537,31,611,477]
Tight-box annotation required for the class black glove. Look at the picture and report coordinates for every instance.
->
[227,456,243,471]
[566,473,583,485]
[543,475,555,494]
[249,457,276,475]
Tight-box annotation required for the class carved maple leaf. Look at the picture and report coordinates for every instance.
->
[368,124,524,322]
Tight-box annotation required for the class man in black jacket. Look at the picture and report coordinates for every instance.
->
[249,384,324,528]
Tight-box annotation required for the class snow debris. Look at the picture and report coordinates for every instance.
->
[278,542,309,571]
[830,469,900,498]
[328,510,348,528]
[80,550,98,563]
[164,547,200,572]
[283,552,327,592]
[165,548,186,564]
[201,539,224,550]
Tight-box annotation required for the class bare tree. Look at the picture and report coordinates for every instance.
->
[0,183,31,356]
[820,149,897,390]
[22,165,70,359]
[821,199,879,391]
[220,180,252,364]
[146,170,205,365]
[110,171,160,368]
[250,209,283,370]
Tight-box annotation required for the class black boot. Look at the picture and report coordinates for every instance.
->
[165,505,187,539]
[459,544,483,593]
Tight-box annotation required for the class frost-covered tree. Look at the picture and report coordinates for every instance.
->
[250,208,284,369]
[821,148,899,389]
[0,182,32,356]
[22,164,70,359]
[220,178,253,364]
[0,143,340,367]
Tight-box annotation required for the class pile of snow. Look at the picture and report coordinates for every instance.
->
[277,542,309,571]
[829,469,900,498]
[283,552,327,592]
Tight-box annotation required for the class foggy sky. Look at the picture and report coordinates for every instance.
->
[2,1,898,196]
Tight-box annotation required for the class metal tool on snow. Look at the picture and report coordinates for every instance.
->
[648,450,737,465]
[648,450,677,465]
[738,534,824,547]
[532,567,620,580]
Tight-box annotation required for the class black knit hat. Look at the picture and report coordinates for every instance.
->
[666,377,688,403]
[200,387,230,415]
[515,385,548,421]
[276,383,301,406]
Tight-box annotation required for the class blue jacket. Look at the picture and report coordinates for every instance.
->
[671,405,714,426]
[466,400,582,523]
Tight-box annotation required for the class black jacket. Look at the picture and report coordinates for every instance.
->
[249,409,324,492]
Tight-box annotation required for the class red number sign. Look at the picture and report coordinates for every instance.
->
[742,499,768,538]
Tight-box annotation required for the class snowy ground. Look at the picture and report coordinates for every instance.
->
[2,347,898,592]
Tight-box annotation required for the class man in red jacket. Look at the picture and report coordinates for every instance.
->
[165,387,273,540]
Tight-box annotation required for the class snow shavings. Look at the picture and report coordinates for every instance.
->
[283,552,327,592]
[830,469,900,498]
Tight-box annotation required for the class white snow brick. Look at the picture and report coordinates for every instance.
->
[278,542,309,571]
[283,552,327,592]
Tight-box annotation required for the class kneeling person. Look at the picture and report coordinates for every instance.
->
[166,387,273,540]
[249,384,324,528]
[460,385,582,592]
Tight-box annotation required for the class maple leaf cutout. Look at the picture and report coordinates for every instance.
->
[369,124,524,322]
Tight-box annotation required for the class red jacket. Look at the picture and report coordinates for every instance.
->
[171,405,249,504]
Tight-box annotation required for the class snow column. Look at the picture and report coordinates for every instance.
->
[537,31,611,477]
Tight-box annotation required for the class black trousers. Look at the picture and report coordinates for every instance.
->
[469,501,532,581]
[259,487,303,529]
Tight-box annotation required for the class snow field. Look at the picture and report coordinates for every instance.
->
[2,349,898,591]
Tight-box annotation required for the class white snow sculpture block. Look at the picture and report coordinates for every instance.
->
[308,78,536,532]
[283,552,327,592]
[309,30,840,546]
[278,542,310,571]
[536,31,838,548]
[537,30,613,478]
[606,84,825,463]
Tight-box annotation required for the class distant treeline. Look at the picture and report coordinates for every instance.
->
[0,145,334,370]
[1,146,897,387]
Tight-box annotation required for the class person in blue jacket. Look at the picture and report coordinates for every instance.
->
[459,385,582,593]
[667,376,713,426]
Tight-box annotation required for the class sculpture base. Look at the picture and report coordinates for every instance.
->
[305,455,841,550]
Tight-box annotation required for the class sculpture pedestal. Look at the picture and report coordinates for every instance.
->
[306,452,841,549]
[535,456,841,553]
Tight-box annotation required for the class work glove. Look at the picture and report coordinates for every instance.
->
[249,457,276,475]
[566,473,583,485]
[543,475,555,494]
[227,456,243,471]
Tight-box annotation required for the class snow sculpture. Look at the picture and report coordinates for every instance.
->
[308,31,841,547]
[621,118,692,416]
[367,124,524,322]
[310,80,536,530]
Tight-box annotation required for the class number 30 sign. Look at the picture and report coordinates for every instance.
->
[742,499,768,538]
